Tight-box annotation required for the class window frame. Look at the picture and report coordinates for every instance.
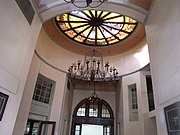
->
[32,74,55,105]
[128,84,139,121]
[71,98,114,135]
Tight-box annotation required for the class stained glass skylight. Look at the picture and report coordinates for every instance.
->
[55,10,138,46]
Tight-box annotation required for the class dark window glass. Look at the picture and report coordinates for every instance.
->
[146,76,155,111]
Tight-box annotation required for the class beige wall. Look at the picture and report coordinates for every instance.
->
[14,53,67,135]
[36,29,149,77]
[0,0,41,135]
[145,0,180,135]
[58,78,74,135]
[121,72,147,135]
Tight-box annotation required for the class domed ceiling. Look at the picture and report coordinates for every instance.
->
[43,10,145,56]
[31,0,153,56]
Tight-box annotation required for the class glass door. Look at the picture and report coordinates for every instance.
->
[25,119,40,135]
[38,121,56,135]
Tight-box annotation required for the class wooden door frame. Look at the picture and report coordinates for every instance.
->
[38,121,56,135]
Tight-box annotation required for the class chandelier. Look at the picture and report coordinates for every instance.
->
[88,82,100,111]
[68,49,118,81]
[64,0,107,8]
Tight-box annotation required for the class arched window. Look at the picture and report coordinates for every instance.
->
[71,98,114,135]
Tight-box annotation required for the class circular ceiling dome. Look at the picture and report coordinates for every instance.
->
[55,10,138,47]
[43,9,145,56]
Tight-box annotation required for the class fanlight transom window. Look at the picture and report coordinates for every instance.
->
[72,98,114,135]
[74,98,113,118]
[55,10,138,46]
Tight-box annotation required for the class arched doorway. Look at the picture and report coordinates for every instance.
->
[71,98,114,135]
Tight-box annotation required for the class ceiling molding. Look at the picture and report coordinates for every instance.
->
[30,0,153,23]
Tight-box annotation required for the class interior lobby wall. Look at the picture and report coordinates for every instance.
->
[145,0,180,135]
[35,29,149,77]
[121,72,145,135]
[14,53,67,135]
[0,0,42,135]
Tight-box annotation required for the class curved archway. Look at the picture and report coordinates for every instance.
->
[71,98,114,135]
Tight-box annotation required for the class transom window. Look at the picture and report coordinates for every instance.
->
[77,103,86,116]
[33,74,54,104]
[74,98,113,118]
[102,104,110,118]
[72,98,114,135]
[55,10,138,46]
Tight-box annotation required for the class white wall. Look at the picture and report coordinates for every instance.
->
[121,72,147,135]
[115,80,123,135]
[14,53,67,135]
[58,78,74,135]
[38,55,67,135]
[145,0,180,135]
[0,0,42,135]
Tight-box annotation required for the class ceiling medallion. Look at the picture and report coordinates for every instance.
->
[55,10,138,47]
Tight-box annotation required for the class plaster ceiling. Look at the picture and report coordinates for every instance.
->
[31,0,153,56]
[31,0,154,23]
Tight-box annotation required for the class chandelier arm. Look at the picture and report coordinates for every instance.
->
[64,0,106,8]
[89,1,105,8]
[64,0,72,3]
[93,82,96,94]
[68,49,118,81]
[71,2,88,8]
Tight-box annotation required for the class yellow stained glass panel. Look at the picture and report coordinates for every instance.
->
[65,30,77,38]
[71,23,87,27]
[100,11,109,18]
[60,14,68,21]
[103,12,120,20]
[97,11,102,17]
[69,15,87,22]
[91,10,96,17]
[56,16,61,21]
[116,32,128,40]
[74,35,85,43]
[122,24,136,32]
[85,39,95,44]
[125,16,137,23]
[81,27,92,37]
[82,10,91,18]
[97,27,104,39]
[104,16,124,22]
[74,25,90,33]
[107,37,119,44]
[97,39,106,45]
[59,22,70,31]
